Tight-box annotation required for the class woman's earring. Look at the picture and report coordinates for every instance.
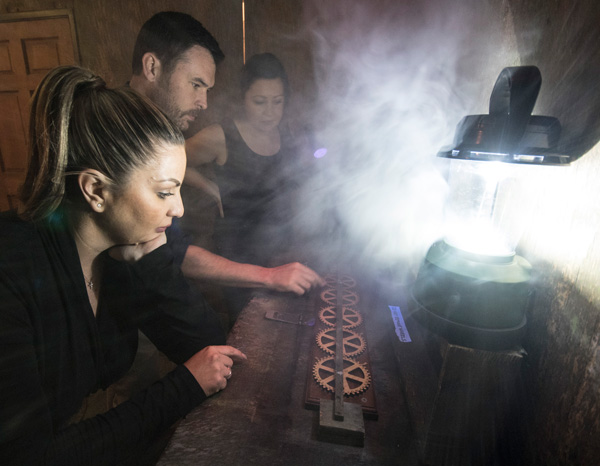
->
[97,203,102,208]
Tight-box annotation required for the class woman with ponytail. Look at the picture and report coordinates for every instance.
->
[0,66,245,465]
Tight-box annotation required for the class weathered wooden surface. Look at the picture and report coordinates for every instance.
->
[157,282,418,465]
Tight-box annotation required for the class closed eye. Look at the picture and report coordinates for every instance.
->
[158,192,174,199]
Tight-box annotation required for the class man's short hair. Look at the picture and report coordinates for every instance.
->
[132,11,225,76]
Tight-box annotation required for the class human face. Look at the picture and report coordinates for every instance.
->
[151,46,216,131]
[243,78,285,133]
[102,144,186,245]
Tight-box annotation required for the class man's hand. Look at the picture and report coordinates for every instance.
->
[180,246,325,292]
[108,233,167,262]
[264,262,325,295]
[184,345,247,396]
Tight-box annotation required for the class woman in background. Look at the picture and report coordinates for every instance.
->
[185,53,313,320]
[0,65,245,466]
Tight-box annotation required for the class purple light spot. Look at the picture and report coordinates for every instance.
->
[313,147,327,158]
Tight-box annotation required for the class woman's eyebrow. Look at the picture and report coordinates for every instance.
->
[154,177,181,187]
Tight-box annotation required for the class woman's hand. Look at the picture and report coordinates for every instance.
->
[108,233,167,262]
[184,345,247,396]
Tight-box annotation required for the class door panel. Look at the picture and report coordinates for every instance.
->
[0,12,77,211]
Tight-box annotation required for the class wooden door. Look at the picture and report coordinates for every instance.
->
[0,10,78,211]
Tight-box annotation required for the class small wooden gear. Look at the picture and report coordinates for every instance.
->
[312,356,371,396]
[323,274,357,289]
[316,328,366,357]
[320,288,360,307]
[318,305,362,329]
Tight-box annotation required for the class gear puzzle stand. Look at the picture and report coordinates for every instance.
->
[304,272,378,446]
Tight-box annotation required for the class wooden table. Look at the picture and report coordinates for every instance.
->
[156,275,419,466]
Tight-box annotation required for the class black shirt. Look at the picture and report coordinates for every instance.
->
[214,117,295,265]
[0,211,224,465]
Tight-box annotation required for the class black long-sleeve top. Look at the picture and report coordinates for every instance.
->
[0,211,225,465]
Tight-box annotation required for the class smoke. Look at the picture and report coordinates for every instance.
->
[293,0,519,278]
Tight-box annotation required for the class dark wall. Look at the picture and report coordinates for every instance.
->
[244,0,316,132]
[0,0,243,133]
[508,0,600,160]
[505,1,600,464]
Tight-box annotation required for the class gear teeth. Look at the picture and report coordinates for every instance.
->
[320,288,360,306]
[323,274,357,289]
[312,356,334,392]
[318,306,362,329]
[312,356,371,396]
[316,328,366,357]
[320,288,337,305]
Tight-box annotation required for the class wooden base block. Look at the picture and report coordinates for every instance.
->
[318,400,365,447]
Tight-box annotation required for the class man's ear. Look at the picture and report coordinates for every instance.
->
[141,52,162,82]
[78,170,110,212]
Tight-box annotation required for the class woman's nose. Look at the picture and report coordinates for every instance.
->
[168,194,184,218]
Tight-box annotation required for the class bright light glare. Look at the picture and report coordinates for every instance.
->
[313,147,328,158]
[445,219,514,256]
[446,160,510,221]
[444,161,516,256]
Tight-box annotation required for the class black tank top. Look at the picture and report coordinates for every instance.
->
[214,117,292,265]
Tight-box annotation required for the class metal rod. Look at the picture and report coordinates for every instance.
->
[334,274,344,421]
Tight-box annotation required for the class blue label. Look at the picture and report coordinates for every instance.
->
[389,305,411,342]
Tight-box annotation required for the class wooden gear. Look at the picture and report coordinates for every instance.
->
[306,273,378,420]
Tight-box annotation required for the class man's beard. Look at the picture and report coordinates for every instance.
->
[150,78,195,131]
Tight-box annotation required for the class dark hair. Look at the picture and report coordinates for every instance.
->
[19,65,185,221]
[240,53,290,101]
[132,11,224,76]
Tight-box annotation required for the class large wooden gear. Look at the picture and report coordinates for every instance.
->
[312,356,371,396]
